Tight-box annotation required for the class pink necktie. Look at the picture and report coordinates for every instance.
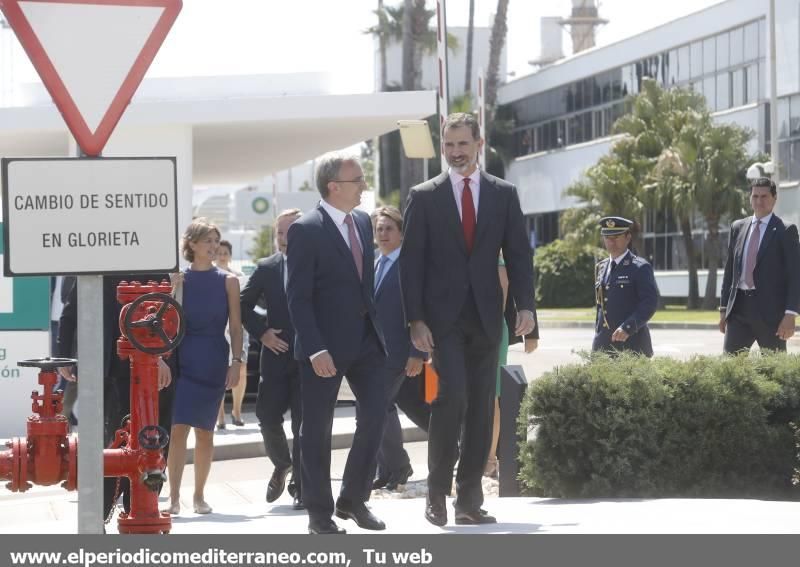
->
[743,220,760,288]
[344,214,363,281]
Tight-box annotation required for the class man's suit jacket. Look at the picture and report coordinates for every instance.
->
[240,253,295,375]
[400,171,535,343]
[374,256,426,367]
[286,204,387,364]
[720,214,800,327]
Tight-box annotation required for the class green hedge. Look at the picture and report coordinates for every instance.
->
[518,352,800,498]
[534,240,599,308]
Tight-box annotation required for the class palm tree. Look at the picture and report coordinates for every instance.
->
[485,0,510,142]
[464,0,475,94]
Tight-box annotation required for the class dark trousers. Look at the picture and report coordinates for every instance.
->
[103,374,174,520]
[299,330,387,521]
[375,359,413,478]
[724,292,786,353]
[428,296,499,512]
[255,351,302,496]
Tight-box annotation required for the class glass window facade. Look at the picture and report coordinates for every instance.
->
[778,94,800,182]
[504,19,765,159]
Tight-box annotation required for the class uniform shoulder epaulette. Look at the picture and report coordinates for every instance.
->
[629,254,649,267]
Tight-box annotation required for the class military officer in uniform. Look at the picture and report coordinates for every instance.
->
[593,216,659,357]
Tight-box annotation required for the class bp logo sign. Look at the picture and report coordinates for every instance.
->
[251,197,270,215]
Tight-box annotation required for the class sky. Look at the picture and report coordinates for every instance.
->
[3,0,725,95]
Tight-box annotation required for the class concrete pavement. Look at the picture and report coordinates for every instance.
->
[2,328,800,534]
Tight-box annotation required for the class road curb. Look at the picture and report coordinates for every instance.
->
[540,321,719,330]
[186,426,428,465]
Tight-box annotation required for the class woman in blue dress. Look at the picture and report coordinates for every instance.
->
[165,218,243,515]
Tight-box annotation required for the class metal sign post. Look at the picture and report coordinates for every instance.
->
[0,0,182,535]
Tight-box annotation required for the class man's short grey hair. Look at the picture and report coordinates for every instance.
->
[315,152,360,198]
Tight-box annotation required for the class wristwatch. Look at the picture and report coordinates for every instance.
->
[232,356,243,363]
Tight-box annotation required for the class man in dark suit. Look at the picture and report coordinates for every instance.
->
[720,177,800,352]
[592,217,659,357]
[287,152,388,534]
[241,208,304,510]
[57,275,174,522]
[370,206,427,491]
[400,112,536,526]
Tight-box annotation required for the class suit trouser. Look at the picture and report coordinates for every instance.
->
[300,330,387,521]
[428,296,499,513]
[255,350,302,496]
[375,358,413,478]
[724,293,786,353]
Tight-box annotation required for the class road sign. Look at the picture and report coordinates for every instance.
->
[0,0,182,156]
[1,157,178,276]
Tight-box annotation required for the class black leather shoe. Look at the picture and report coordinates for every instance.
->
[372,472,391,490]
[335,499,386,530]
[455,509,497,525]
[308,518,345,534]
[424,494,447,527]
[266,466,291,503]
[292,495,305,510]
[385,465,413,491]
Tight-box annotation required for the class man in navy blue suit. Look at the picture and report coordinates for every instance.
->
[286,153,388,535]
[720,177,800,352]
[241,208,304,510]
[370,206,428,491]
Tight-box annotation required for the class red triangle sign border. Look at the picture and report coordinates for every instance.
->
[0,0,183,156]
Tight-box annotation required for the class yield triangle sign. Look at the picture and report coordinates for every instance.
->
[0,0,182,156]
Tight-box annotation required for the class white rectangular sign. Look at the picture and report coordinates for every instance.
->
[2,157,178,276]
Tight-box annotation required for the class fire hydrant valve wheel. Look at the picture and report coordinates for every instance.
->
[17,358,77,370]
[122,292,185,355]
[138,425,170,451]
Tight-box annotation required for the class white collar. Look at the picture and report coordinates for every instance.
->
[319,199,350,226]
[609,250,630,265]
[448,167,481,188]
[751,212,773,226]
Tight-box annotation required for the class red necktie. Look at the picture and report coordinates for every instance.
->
[344,213,363,280]
[461,177,476,253]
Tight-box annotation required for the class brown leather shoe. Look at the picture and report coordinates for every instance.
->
[424,493,447,526]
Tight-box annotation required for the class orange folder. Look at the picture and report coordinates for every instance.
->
[423,360,438,403]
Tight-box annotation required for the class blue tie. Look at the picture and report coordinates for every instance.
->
[375,256,389,290]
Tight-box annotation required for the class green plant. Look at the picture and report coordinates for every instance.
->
[534,240,600,308]
[518,352,800,499]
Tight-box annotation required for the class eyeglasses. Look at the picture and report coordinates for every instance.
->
[333,177,366,185]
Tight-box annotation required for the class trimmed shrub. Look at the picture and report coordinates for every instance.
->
[518,352,800,498]
[534,240,599,308]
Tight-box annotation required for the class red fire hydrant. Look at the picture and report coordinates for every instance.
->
[0,358,78,492]
[105,280,184,534]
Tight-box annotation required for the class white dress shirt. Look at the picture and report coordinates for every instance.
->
[448,167,481,221]
[319,199,363,251]
[737,212,772,290]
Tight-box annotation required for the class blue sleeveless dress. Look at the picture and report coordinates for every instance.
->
[172,267,229,431]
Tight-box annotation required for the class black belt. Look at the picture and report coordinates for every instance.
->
[738,288,757,297]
